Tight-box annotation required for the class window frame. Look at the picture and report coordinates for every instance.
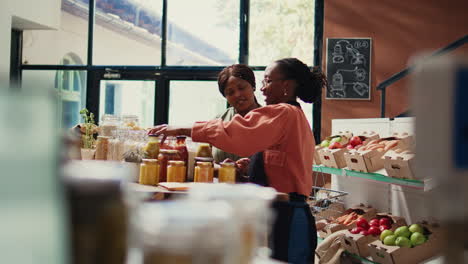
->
[19,0,324,140]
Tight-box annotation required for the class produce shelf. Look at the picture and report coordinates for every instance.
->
[313,165,425,189]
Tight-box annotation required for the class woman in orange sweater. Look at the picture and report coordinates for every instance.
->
[149,58,327,264]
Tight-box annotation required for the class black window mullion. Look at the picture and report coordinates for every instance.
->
[86,0,97,122]
[161,0,168,67]
[155,76,169,125]
[312,0,325,143]
[10,29,22,89]
[239,0,249,64]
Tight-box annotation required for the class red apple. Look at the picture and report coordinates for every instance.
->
[328,142,343,149]
[369,218,380,227]
[368,226,381,236]
[379,225,391,232]
[349,136,363,147]
[350,227,363,234]
[356,217,369,229]
[346,144,355,150]
[379,217,392,227]
[360,230,369,236]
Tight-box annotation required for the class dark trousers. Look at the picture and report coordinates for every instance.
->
[270,198,317,264]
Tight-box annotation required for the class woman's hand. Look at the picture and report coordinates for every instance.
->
[147,124,192,137]
[235,158,250,175]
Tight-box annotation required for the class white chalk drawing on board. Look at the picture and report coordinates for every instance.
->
[333,40,367,66]
[329,67,367,98]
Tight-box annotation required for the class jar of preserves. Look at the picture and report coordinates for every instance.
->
[158,149,181,182]
[122,114,139,130]
[139,159,159,186]
[167,160,186,182]
[194,162,214,183]
[95,136,110,160]
[218,162,236,183]
[195,143,212,158]
[175,136,188,164]
[144,135,160,159]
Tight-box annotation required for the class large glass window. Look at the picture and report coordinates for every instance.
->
[166,0,239,66]
[22,69,86,129]
[169,81,227,125]
[99,80,155,128]
[22,0,88,65]
[93,0,163,65]
[249,0,315,66]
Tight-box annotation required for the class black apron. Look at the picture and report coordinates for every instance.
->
[247,101,317,264]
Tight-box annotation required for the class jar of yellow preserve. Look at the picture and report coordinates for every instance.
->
[194,162,214,183]
[144,135,160,159]
[195,143,212,158]
[139,159,159,186]
[167,160,186,182]
[218,162,236,183]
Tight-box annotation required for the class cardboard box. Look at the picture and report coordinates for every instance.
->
[383,150,416,179]
[344,135,414,173]
[314,145,323,165]
[318,205,377,238]
[311,202,346,221]
[319,147,348,169]
[367,223,443,264]
[341,213,407,257]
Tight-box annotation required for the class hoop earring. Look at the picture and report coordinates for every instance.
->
[283,89,288,96]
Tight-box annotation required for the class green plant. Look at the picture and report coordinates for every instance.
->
[80,108,96,149]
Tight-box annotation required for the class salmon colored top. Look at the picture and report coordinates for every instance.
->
[191,103,315,196]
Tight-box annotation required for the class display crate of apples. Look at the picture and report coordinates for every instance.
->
[318,204,377,238]
[344,133,414,173]
[317,131,356,168]
[368,222,442,264]
[341,213,407,257]
[383,149,416,179]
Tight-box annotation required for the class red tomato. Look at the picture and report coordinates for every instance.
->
[328,142,343,149]
[359,230,369,236]
[369,218,380,227]
[379,217,392,226]
[350,227,363,234]
[368,226,381,236]
[346,144,355,150]
[379,225,391,231]
[356,217,369,229]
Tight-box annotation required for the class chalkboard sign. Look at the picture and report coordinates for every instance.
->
[326,38,372,100]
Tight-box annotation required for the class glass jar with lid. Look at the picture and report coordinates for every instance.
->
[121,114,139,130]
[139,159,160,186]
[100,114,120,137]
[195,143,212,158]
[188,184,277,264]
[167,160,186,182]
[158,149,181,182]
[95,136,110,160]
[194,161,214,183]
[218,162,236,183]
[134,200,239,264]
[144,135,160,159]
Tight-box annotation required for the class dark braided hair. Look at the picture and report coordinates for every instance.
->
[274,58,327,103]
[217,64,256,97]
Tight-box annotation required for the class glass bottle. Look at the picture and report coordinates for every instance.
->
[139,159,160,186]
[167,160,186,182]
[158,149,181,182]
[175,136,188,165]
[218,162,236,183]
[121,114,139,130]
[194,162,214,183]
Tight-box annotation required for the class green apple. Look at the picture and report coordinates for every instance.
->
[331,137,342,143]
[410,232,426,246]
[383,235,397,246]
[394,226,411,238]
[409,224,424,234]
[320,140,330,147]
[395,236,411,248]
[380,229,394,241]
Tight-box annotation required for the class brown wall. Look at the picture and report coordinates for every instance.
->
[321,0,468,138]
